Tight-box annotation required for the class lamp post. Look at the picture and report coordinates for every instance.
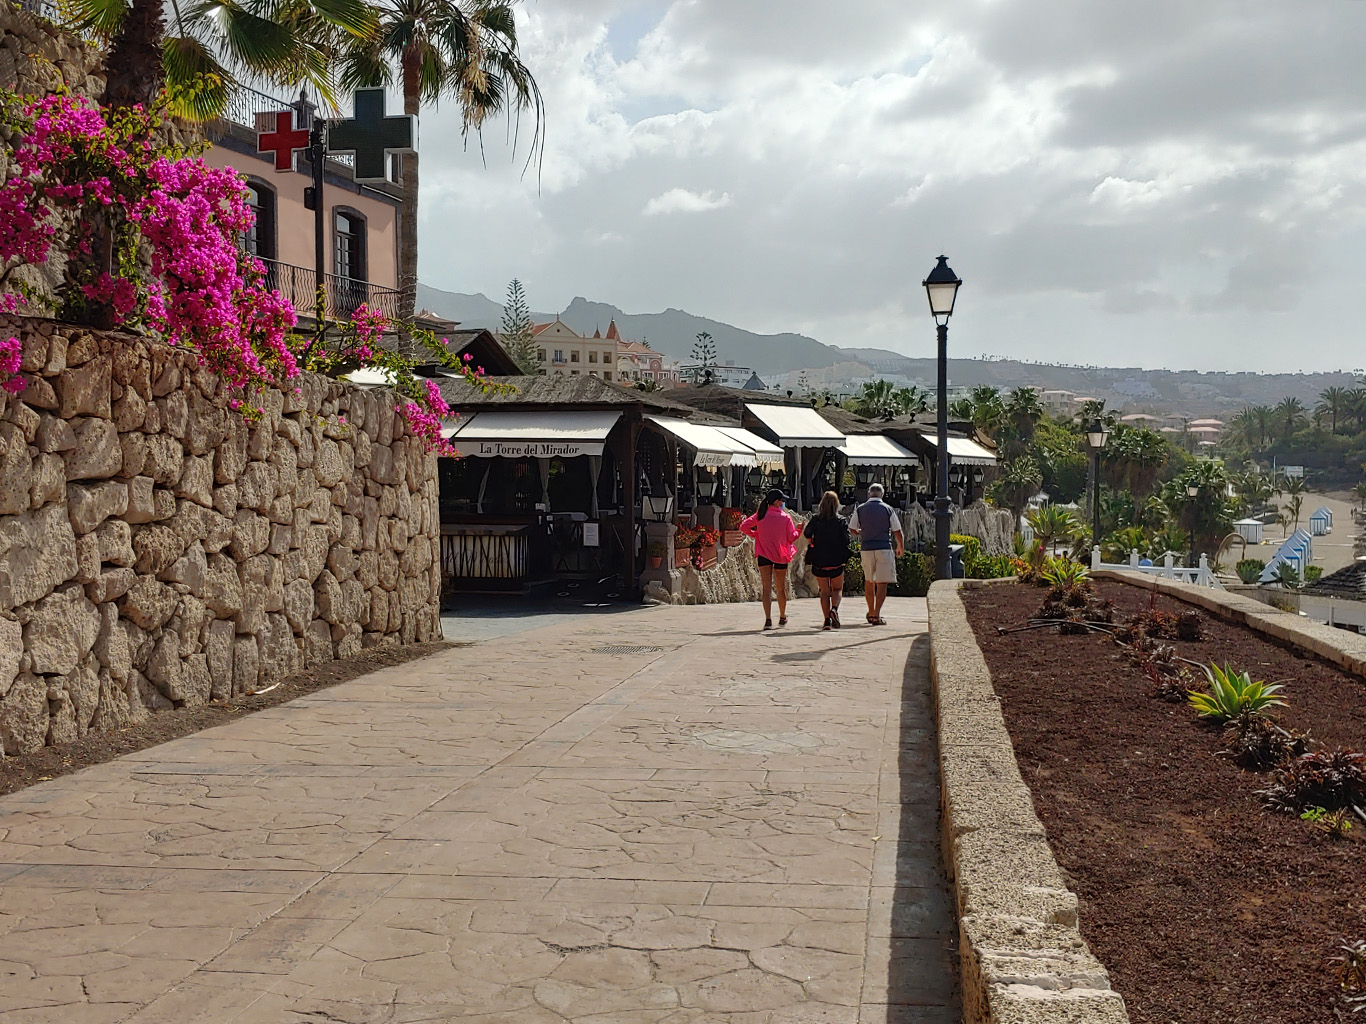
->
[923,256,962,581]
[1086,418,1109,551]
[1186,482,1200,568]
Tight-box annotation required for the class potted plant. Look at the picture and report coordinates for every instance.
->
[672,525,698,568]
[720,508,744,546]
[648,541,665,569]
[693,525,721,569]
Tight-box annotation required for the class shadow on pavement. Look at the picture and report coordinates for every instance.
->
[881,633,961,1021]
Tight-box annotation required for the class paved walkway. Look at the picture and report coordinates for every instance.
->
[0,599,958,1024]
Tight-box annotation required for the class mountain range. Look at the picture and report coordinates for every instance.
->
[415,284,1356,414]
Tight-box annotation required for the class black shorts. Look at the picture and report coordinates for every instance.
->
[810,564,845,579]
[757,556,788,570]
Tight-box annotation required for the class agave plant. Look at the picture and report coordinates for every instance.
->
[1040,556,1090,588]
[1187,664,1287,725]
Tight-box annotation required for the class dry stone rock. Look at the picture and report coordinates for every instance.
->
[136,671,173,712]
[20,374,58,410]
[93,603,130,685]
[67,479,127,536]
[30,452,65,508]
[74,531,100,583]
[146,632,184,702]
[152,486,176,521]
[232,635,259,694]
[65,332,98,367]
[216,422,248,484]
[174,454,213,507]
[183,653,211,704]
[133,524,184,575]
[151,361,180,397]
[89,669,131,734]
[303,619,333,665]
[112,387,146,432]
[125,475,156,523]
[57,358,111,418]
[60,656,100,734]
[142,433,183,485]
[95,519,135,566]
[238,461,277,512]
[0,502,78,608]
[25,583,100,675]
[229,509,270,561]
[35,413,76,452]
[157,390,188,438]
[0,421,33,515]
[160,540,207,593]
[183,388,225,455]
[64,417,121,480]
[118,431,147,478]
[0,616,20,697]
[200,553,244,618]
[206,619,234,700]
[314,569,344,624]
[86,567,135,605]
[0,671,48,755]
[282,578,313,633]
[262,612,300,677]
[119,575,177,630]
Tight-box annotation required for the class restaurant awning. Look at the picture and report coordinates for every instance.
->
[838,434,918,466]
[714,426,785,468]
[744,403,846,448]
[944,437,999,465]
[441,410,622,458]
[645,416,757,467]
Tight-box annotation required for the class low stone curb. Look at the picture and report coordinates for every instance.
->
[927,579,1130,1024]
[1093,569,1366,678]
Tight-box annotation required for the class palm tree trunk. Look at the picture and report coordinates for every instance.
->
[397,55,420,342]
[101,0,166,110]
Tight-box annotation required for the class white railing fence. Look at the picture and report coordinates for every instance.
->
[1090,547,1225,590]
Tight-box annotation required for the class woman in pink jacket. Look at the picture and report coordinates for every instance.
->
[740,488,801,630]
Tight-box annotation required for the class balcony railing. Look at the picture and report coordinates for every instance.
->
[257,257,401,323]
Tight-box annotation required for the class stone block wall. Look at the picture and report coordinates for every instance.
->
[0,316,442,755]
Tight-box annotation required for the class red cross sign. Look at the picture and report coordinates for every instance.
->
[256,110,310,173]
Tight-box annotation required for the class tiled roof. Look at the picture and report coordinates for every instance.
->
[438,372,702,414]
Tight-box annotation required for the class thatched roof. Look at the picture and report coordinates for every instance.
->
[1305,560,1366,600]
[438,373,703,415]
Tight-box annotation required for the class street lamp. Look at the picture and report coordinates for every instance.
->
[1086,418,1109,551]
[1186,482,1200,568]
[923,255,962,580]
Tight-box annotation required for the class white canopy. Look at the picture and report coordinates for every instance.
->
[744,403,846,448]
[441,410,621,458]
[944,437,998,466]
[646,416,757,467]
[714,426,785,468]
[342,367,398,388]
[838,434,917,466]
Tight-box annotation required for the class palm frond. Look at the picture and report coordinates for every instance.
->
[162,34,231,120]
[67,0,128,39]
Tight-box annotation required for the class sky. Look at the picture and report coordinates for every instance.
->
[415,0,1366,375]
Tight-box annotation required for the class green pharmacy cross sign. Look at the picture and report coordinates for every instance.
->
[326,89,416,184]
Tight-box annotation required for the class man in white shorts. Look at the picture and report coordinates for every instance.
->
[849,483,904,625]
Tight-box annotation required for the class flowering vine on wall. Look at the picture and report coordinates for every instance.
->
[0,91,494,440]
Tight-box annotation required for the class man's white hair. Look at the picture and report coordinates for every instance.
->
[867,482,884,497]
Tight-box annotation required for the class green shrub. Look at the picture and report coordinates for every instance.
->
[843,552,865,595]
[894,552,935,597]
[1040,556,1090,588]
[967,553,1016,579]
[1235,558,1265,584]
[1305,565,1323,584]
[950,533,983,569]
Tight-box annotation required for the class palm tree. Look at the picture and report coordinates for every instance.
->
[967,385,1005,436]
[987,456,1043,526]
[1317,386,1350,435]
[853,379,897,420]
[75,0,374,118]
[1274,396,1306,443]
[1250,405,1276,449]
[340,0,543,324]
[1284,493,1305,533]
[893,386,928,418]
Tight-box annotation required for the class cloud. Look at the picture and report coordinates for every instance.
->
[641,187,733,215]
[411,0,1366,374]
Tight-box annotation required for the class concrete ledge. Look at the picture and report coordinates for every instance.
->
[1093,569,1366,678]
[928,579,1130,1024]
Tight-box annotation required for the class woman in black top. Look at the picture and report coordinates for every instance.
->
[803,490,850,629]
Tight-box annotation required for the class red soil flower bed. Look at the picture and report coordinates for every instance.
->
[961,580,1366,1024]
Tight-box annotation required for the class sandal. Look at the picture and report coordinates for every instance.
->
[873,617,887,626]
[763,619,773,630]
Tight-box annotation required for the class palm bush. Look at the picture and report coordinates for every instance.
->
[1040,556,1090,588]
[1025,503,1079,562]
[1188,664,1287,725]
[1235,558,1265,584]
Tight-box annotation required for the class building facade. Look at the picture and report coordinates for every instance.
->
[532,318,618,379]
[204,87,403,323]
[617,335,682,389]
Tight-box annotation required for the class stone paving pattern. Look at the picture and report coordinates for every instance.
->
[0,598,958,1023]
